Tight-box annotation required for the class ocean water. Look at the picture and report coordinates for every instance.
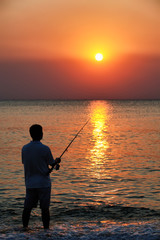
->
[0,100,160,239]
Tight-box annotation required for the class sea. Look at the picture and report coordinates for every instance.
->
[0,100,159,240]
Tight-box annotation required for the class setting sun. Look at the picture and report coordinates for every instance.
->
[95,53,103,61]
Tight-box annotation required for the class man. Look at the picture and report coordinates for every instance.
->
[22,124,61,230]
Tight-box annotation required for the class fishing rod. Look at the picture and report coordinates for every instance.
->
[48,118,90,173]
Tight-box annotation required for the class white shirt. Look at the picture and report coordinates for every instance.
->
[22,141,55,188]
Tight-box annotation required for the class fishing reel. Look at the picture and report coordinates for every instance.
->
[55,163,60,171]
[55,158,61,171]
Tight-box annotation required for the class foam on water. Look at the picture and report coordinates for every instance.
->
[0,220,160,240]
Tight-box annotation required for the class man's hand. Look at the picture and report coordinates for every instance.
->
[48,158,61,174]
[55,158,61,164]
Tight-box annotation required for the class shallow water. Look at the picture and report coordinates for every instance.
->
[0,100,160,239]
[0,220,160,240]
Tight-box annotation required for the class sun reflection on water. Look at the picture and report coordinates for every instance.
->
[87,101,111,178]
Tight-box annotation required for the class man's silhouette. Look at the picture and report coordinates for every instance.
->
[22,124,60,229]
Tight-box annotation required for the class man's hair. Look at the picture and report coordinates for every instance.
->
[29,124,43,141]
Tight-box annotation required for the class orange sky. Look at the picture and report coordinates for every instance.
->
[0,0,159,99]
[0,0,159,60]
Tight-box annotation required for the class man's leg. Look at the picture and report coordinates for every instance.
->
[22,208,32,228]
[41,208,50,229]
[22,188,38,228]
[39,187,51,229]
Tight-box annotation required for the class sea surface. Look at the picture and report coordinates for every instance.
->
[0,100,160,239]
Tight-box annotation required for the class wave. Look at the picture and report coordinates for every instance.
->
[1,202,159,224]
[0,203,160,239]
[0,220,160,240]
[50,203,160,222]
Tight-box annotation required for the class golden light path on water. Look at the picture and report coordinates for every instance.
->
[90,103,109,160]
[87,101,111,180]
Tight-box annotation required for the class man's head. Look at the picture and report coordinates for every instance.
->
[29,124,43,141]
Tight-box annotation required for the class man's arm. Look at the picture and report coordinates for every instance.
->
[48,158,61,173]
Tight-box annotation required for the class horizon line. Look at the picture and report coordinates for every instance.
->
[0,98,160,101]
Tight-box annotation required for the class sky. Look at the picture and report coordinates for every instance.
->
[0,0,160,99]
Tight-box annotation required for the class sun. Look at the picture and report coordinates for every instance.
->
[95,53,103,61]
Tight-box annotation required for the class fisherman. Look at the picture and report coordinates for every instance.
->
[22,124,61,230]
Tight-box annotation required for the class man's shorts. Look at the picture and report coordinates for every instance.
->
[24,187,51,209]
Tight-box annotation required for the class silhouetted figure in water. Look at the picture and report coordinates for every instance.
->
[22,124,61,230]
